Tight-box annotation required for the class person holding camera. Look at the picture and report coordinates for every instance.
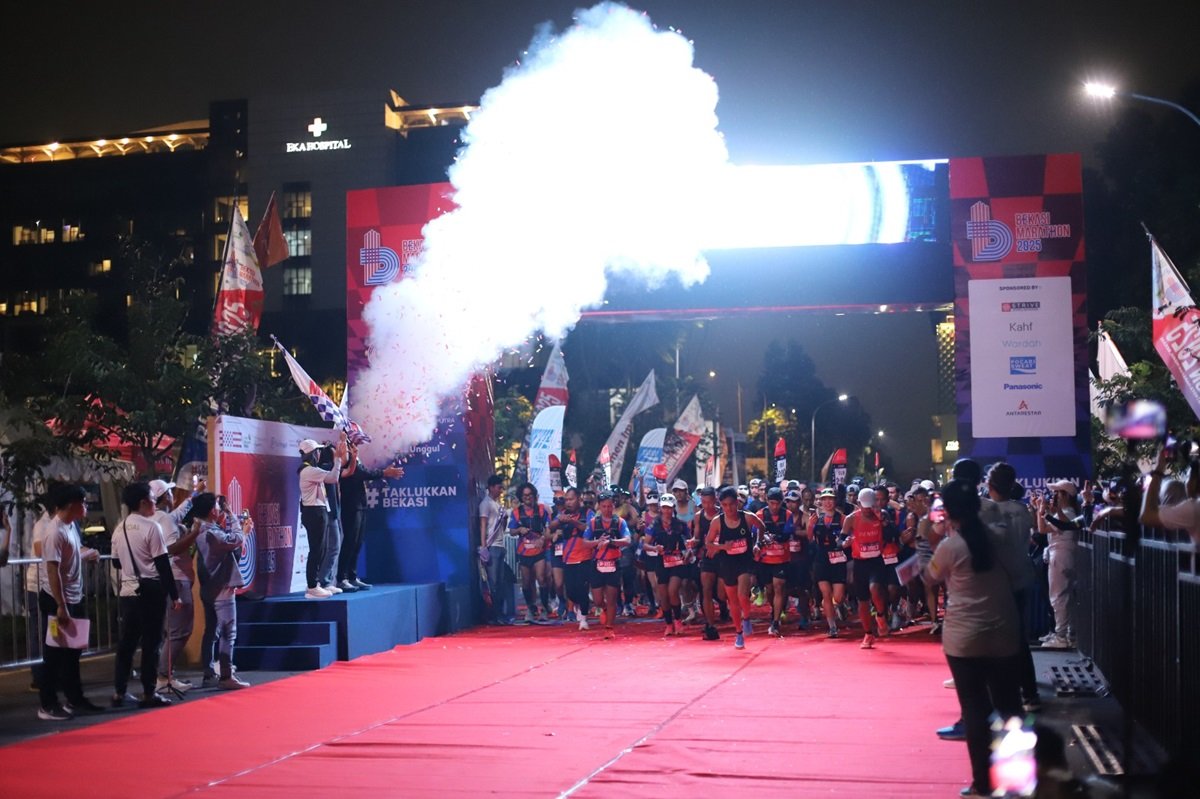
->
[337,441,404,592]
[193,492,252,690]
[1141,446,1200,547]
[111,482,182,709]
[1032,480,1081,649]
[149,478,202,695]
[298,432,347,599]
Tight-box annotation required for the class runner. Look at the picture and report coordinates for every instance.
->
[645,494,690,636]
[754,487,793,637]
[691,486,723,640]
[808,488,848,638]
[548,488,589,623]
[843,487,891,649]
[876,483,906,630]
[507,482,551,623]
[559,492,597,632]
[589,492,632,639]
[639,493,663,620]
[784,489,814,631]
[614,487,643,617]
[706,486,764,650]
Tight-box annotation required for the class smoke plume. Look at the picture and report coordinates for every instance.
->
[353,3,728,464]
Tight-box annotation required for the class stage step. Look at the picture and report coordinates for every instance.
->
[234,621,338,671]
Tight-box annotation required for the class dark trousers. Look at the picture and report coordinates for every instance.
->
[37,591,85,710]
[564,563,592,614]
[1013,588,1039,700]
[300,505,328,589]
[26,590,44,688]
[114,583,168,697]
[338,505,366,582]
[486,546,516,621]
[946,653,1024,794]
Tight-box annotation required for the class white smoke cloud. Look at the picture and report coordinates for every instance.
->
[353,2,728,465]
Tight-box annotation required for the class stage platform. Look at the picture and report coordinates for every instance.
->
[235,582,475,670]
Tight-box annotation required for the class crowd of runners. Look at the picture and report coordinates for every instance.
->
[482,475,956,651]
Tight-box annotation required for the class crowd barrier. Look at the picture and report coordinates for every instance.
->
[1076,521,1199,759]
[0,555,120,670]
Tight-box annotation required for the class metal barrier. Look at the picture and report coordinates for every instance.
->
[1076,521,1199,759]
[0,555,120,671]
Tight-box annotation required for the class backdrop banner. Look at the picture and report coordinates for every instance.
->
[950,153,1090,487]
[208,415,339,599]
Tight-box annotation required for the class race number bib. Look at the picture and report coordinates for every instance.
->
[725,539,748,556]
[554,543,565,557]
[788,539,804,553]
[827,550,847,564]
[663,553,684,568]
[595,559,617,573]
[857,542,881,558]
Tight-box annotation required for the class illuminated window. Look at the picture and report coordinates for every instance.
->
[212,233,228,261]
[282,265,312,295]
[282,185,312,219]
[13,224,56,245]
[62,223,84,243]
[88,258,112,276]
[0,301,7,314]
[284,229,311,257]
[213,195,249,225]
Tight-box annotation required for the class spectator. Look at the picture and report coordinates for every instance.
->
[38,484,103,720]
[22,489,57,693]
[479,474,514,624]
[924,479,1023,799]
[193,492,252,690]
[337,440,403,592]
[1032,480,1081,649]
[1141,446,1200,546]
[150,479,201,695]
[111,481,181,709]
[298,432,347,599]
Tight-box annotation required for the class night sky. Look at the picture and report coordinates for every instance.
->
[4,1,1196,480]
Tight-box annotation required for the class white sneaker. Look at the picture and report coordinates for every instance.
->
[943,678,956,689]
[324,583,343,595]
[1040,634,1074,650]
[156,676,192,693]
[579,616,590,631]
[524,609,536,624]
[305,586,332,599]
[1039,631,1057,643]
[683,607,698,624]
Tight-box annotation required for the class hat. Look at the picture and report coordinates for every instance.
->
[857,487,877,508]
[818,488,836,499]
[659,493,677,509]
[920,479,936,491]
[149,479,176,502]
[646,494,660,505]
[1047,479,1078,497]
[737,486,750,498]
[671,479,688,491]
[846,484,859,493]
[786,480,801,490]
[766,487,784,501]
[785,490,801,502]
[298,439,323,454]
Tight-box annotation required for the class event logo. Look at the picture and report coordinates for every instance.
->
[218,428,253,451]
[1005,399,1042,417]
[967,202,1013,261]
[1002,301,1041,312]
[226,477,257,587]
[365,483,381,510]
[285,116,352,153]
[1009,356,1037,375]
[361,229,401,285]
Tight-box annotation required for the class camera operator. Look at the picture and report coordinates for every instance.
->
[298,432,347,599]
[1032,481,1081,649]
[192,492,252,690]
[1140,445,1200,546]
[111,482,181,709]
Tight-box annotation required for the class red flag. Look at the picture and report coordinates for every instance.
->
[252,191,289,270]
[213,207,264,337]
[773,437,787,458]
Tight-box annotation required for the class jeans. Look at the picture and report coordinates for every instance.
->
[211,597,237,658]
[300,506,328,590]
[201,596,218,676]
[486,545,515,621]
[115,583,169,698]
[37,591,85,710]
[946,653,1024,794]
[319,517,343,587]
[338,505,366,582]
[158,579,193,678]
[1047,534,1076,638]
[1013,588,1039,700]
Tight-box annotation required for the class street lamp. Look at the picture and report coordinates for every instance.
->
[1084,82,1200,130]
[810,393,849,484]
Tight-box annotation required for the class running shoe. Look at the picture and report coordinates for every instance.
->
[663,624,675,637]
[578,616,590,632]
[703,624,720,641]
[38,705,71,721]
[860,634,875,649]
[673,620,685,636]
[827,626,839,639]
[1039,630,1058,643]
[742,619,753,637]
[734,632,745,650]
[305,586,332,599]
[155,676,192,693]
[752,589,765,607]
[219,674,251,690]
[523,609,536,624]
[937,721,967,741]
[683,607,698,624]
[929,621,943,636]
[943,678,956,689]
[564,610,576,623]
[1040,634,1074,650]
[768,621,781,637]
[603,626,615,640]
[351,578,373,590]
[875,614,889,637]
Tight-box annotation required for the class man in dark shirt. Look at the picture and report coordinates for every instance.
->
[337,442,403,591]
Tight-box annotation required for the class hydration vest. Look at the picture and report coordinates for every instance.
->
[756,506,792,563]
[811,511,845,552]
[718,511,753,556]
[513,503,548,556]
[591,515,624,563]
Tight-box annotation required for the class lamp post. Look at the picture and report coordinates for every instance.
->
[1084,82,1200,130]
[810,394,849,484]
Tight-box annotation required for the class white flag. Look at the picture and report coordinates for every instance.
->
[597,370,659,483]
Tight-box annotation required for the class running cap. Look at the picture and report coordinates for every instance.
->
[596,492,614,503]
[671,479,688,491]
[786,480,801,490]
[818,488,836,499]
[749,478,763,487]
[298,439,324,454]
[784,490,802,502]
[766,487,784,501]
[857,487,877,508]
[659,494,677,509]
[646,493,660,504]
[149,479,175,502]
[1047,479,1078,497]
[737,486,750,498]
[919,479,936,491]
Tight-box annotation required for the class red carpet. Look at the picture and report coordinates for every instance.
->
[0,619,967,797]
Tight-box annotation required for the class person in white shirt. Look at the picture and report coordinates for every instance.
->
[24,493,56,693]
[149,478,202,694]
[38,484,102,720]
[1141,446,1200,547]
[111,481,182,709]
[298,433,347,599]
[479,475,514,624]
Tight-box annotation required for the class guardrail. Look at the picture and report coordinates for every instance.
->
[0,555,121,671]
[1076,521,1199,760]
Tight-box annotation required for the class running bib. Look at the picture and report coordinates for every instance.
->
[554,543,565,557]
[663,554,684,568]
[788,540,804,553]
[725,540,748,555]
[595,560,617,573]
[856,543,881,558]
[883,554,899,565]
[827,550,847,564]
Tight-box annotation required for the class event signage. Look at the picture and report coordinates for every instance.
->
[597,370,659,484]
[950,154,1090,483]
[967,277,1075,437]
[285,117,353,154]
[528,405,565,501]
[208,415,339,598]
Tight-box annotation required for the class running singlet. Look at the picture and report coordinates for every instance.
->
[880,507,902,565]
[849,511,883,559]
[592,515,625,573]
[510,503,549,556]
[812,512,847,564]
[718,512,753,556]
[692,510,719,562]
[650,518,689,569]
[556,512,589,562]
[756,506,792,564]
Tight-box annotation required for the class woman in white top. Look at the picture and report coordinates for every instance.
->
[298,432,347,598]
